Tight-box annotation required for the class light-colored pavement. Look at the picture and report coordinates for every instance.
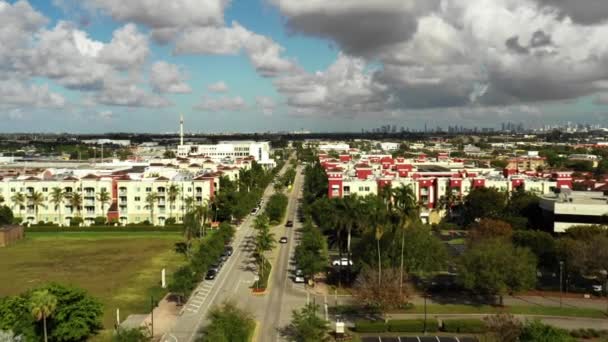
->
[162,163,294,342]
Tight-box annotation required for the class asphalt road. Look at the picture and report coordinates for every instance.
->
[258,165,307,342]
[162,161,308,342]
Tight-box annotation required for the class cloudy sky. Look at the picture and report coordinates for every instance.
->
[2,0,608,133]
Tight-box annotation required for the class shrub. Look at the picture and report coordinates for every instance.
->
[442,319,487,333]
[355,321,387,333]
[141,220,152,226]
[70,217,84,227]
[165,217,177,225]
[388,319,439,333]
[93,216,107,225]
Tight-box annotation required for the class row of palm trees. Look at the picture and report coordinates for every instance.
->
[327,185,420,295]
[9,188,111,224]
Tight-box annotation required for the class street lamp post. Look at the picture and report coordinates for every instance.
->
[559,261,564,308]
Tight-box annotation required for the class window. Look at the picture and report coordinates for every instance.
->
[42,187,48,192]
[134,196,141,201]
[145,187,152,192]
[364,187,370,191]
[187,187,192,192]
[136,187,140,192]
[10,188,15,192]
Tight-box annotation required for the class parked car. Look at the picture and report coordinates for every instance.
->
[251,207,259,215]
[210,263,221,273]
[285,220,294,228]
[294,269,305,283]
[224,246,233,256]
[279,236,288,244]
[205,269,217,280]
[332,258,353,267]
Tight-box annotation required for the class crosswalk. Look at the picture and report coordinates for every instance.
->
[183,281,214,314]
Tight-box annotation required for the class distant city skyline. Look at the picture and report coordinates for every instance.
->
[3,1,608,133]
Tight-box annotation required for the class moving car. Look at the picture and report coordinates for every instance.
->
[294,269,305,283]
[285,220,294,228]
[205,269,217,280]
[279,236,288,244]
[332,258,353,267]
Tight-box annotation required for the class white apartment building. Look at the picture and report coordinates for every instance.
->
[177,141,275,168]
[0,168,219,226]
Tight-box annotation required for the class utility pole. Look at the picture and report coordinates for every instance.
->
[559,261,564,308]
[150,296,154,337]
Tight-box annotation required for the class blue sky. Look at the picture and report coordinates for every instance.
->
[2,0,608,132]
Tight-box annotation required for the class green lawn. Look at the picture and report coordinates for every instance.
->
[401,304,606,318]
[0,231,187,328]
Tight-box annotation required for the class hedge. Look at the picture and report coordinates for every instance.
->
[26,225,183,233]
[355,321,387,333]
[388,319,439,333]
[442,319,487,333]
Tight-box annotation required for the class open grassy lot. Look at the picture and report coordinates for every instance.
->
[402,304,606,318]
[0,231,186,328]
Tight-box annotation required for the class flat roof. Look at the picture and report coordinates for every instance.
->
[542,191,608,205]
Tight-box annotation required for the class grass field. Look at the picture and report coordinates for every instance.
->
[0,231,187,328]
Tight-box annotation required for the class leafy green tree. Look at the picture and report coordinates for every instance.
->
[0,295,37,340]
[462,187,507,225]
[96,188,111,215]
[459,240,537,305]
[201,301,255,342]
[182,212,198,257]
[163,150,176,159]
[294,220,328,283]
[0,206,13,225]
[401,224,448,275]
[285,303,328,342]
[519,320,574,342]
[29,290,57,342]
[169,266,196,305]
[265,193,288,223]
[513,230,556,268]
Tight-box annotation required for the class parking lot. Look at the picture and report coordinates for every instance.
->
[360,336,479,342]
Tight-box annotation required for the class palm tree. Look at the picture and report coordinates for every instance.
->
[437,190,460,219]
[167,184,180,221]
[145,192,158,224]
[253,214,275,287]
[375,224,384,287]
[50,188,65,226]
[96,188,111,215]
[29,191,46,223]
[29,289,57,342]
[193,201,211,238]
[11,192,25,219]
[68,192,83,217]
[392,185,419,297]
[184,196,195,212]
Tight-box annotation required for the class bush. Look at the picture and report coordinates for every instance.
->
[93,216,107,225]
[141,220,152,226]
[165,217,177,225]
[388,319,439,333]
[70,216,84,227]
[0,205,14,225]
[442,319,487,333]
[355,321,387,333]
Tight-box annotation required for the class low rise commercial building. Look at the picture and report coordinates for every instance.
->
[540,191,608,233]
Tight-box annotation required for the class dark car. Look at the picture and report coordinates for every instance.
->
[224,246,233,256]
[285,220,294,227]
[210,263,221,272]
[205,269,217,280]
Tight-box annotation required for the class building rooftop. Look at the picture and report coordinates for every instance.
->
[541,191,608,205]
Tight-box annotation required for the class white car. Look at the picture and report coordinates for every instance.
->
[294,269,305,283]
[251,207,259,215]
[332,258,353,267]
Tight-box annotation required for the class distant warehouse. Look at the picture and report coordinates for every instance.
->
[540,190,608,233]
